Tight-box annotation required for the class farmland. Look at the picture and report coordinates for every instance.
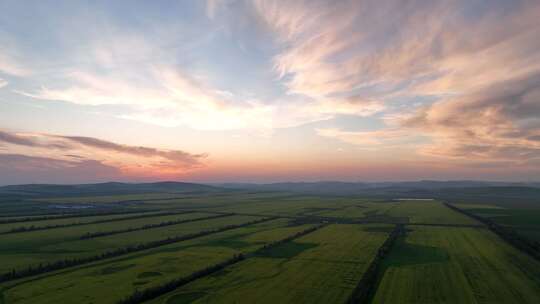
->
[0,182,539,303]
[148,224,389,304]
[372,226,540,304]
[454,203,540,243]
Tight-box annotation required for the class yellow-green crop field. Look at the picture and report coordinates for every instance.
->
[148,224,390,304]
[0,191,539,304]
[372,226,540,304]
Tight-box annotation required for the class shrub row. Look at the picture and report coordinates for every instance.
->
[117,254,245,304]
[347,224,405,304]
[117,221,326,304]
[80,213,233,239]
[1,210,196,235]
[0,216,275,283]
[253,223,326,255]
[444,203,540,261]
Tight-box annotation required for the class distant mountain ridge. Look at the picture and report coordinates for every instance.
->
[1,180,539,206]
[217,180,540,206]
[218,180,540,191]
[0,181,221,198]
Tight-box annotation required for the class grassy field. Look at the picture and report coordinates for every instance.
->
[0,214,258,273]
[148,224,390,304]
[31,193,189,204]
[1,188,539,304]
[454,206,540,243]
[0,218,316,304]
[0,211,169,233]
[372,226,540,304]
[385,200,478,225]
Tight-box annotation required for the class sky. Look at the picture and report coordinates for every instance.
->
[0,0,540,184]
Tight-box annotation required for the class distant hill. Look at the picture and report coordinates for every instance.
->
[218,181,540,207]
[219,180,540,192]
[0,181,222,199]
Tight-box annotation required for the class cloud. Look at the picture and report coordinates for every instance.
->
[58,135,206,167]
[402,71,540,163]
[0,154,122,185]
[19,63,382,130]
[0,129,207,177]
[0,78,6,88]
[252,0,540,99]
[0,130,45,146]
[11,6,391,132]
[0,52,30,76]
[316,127,415,148]
[206,0,230,19]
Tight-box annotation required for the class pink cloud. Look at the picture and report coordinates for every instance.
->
[0,130,207,178]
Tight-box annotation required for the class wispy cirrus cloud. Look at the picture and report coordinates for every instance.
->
[0,129,207,177]
[243,0,540,166]
[316,127,411,147]
[253,0,540,99]
[0,52,30,77]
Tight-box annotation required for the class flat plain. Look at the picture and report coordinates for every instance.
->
[0,185,539,304]
[372,226,540,304]
[148,224,390,304]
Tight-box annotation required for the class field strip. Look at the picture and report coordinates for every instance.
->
[117,224,327,304]
[0,209,159,225]
[205,211,487,227]
[79,213,234,239]
[0,217,274,283]
[444,202,540,261]
[143,223,390,304]
[347,224,405,304]
[405,223,485,228]
[0,210,204,235]
[0,218,317,304]
[370,225,540,303]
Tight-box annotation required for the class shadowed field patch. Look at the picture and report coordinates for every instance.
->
[99,264,136,275]
[137,271,162,279]
[256,242,318,259]
[165,292,206,304]
[383,238,449,268]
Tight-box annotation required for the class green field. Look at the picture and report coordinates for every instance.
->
[0,214,258,273]
[0,187,539,304]
[385,200,478,225]
[372,226,540,304]
[1,218,317,304]
[455,206,540,243]
[148,224,390,304]
[0,211,168,233]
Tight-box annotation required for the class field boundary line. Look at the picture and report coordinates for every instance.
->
[117,223,327,304]
[347,224,405,304]
[79,213,234,239]
[0,216,275,283]
[405,223,485,228]
[0,209,160,225]
[0,210,202,235]
[444,202,540,261]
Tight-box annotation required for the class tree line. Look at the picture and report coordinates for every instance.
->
[0,216,276,283]
[117,254,245,304]
[117,222,327,304]
[444,203,540,261]
[80,213,233,239]
[1,210,197,235]
[347,224,406,304]
[252,223,326,256]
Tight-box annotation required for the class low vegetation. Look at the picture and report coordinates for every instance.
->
[0,185,539,304]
